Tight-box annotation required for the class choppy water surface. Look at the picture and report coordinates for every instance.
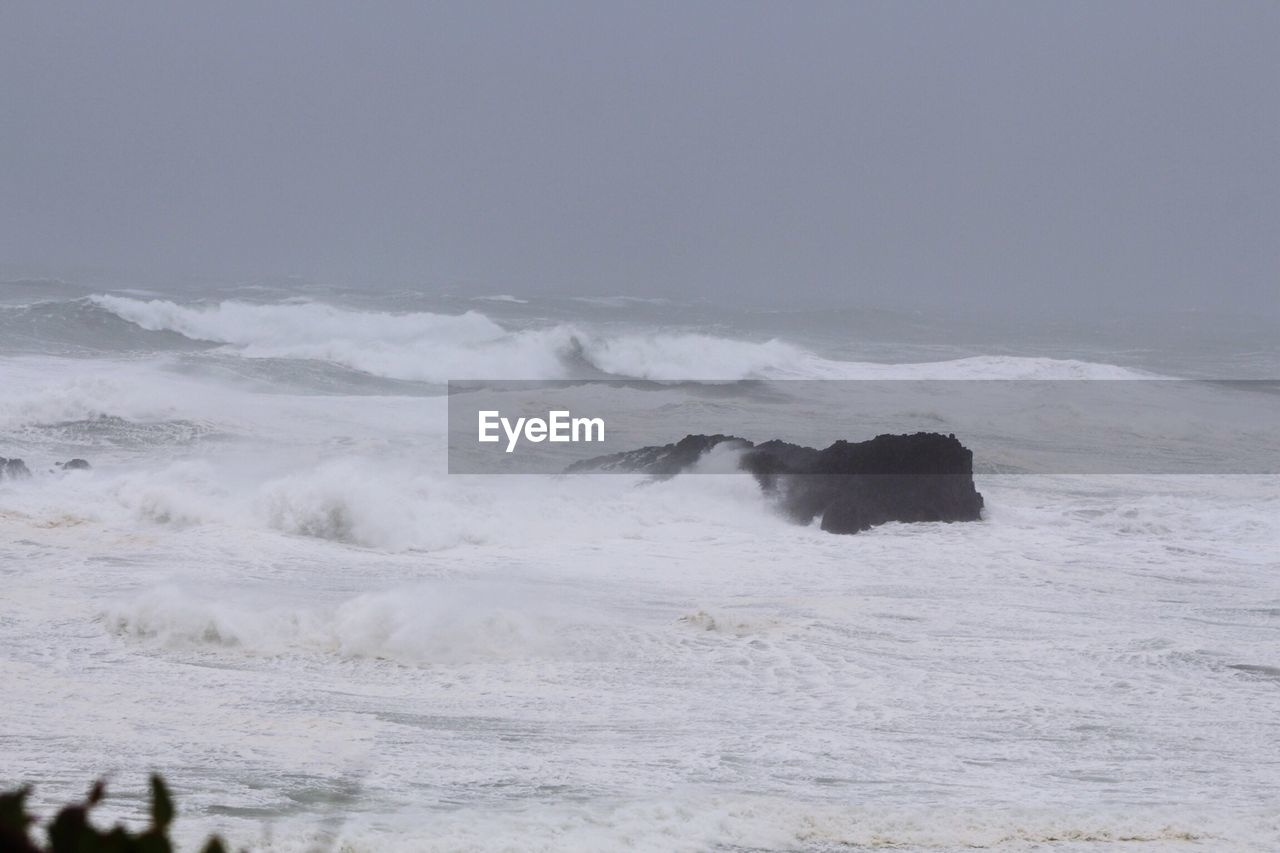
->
[1,280,1277,850]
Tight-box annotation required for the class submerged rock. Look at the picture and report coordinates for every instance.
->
[0,457,32,480]
[569,432,984,534]
[57,458,92,470]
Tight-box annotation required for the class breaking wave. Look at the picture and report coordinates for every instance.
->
[104,583,553,664]
[91,295,1152,382]
[4,451,773,553]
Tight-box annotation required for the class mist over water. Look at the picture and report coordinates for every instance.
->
[3,3,1277,321]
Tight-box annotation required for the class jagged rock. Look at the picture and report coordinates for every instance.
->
[568,432,984,534]
[566,434,750,478]
[57,459,92,470]
[0,457,32,480]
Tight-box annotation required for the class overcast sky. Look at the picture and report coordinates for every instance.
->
[1,1,1276,314]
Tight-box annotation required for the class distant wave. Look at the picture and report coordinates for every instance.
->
[91,295,1153,382]
[569,295,674,307]
[92,294,577,381]
[0,296,213,355]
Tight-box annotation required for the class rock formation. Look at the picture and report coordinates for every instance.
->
[0,457,32,480]
[568,432,984,534]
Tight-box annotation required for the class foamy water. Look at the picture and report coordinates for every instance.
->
[2,284,1278,850]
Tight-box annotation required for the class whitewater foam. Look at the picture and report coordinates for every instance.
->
[91,295,1155,382]
[105,583,555,665]
[3,290,1275,853]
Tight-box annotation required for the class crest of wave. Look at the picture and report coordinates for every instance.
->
[16,451,768,552]
[91,295,1152,382]
[576,333,1154,380]
[255,451,767,551]
[91,295,576,381]
[0,361,184,428]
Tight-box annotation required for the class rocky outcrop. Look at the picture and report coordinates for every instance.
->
[0,457,93,479]
[0,457,32,480]
[566,434,750,478]
[568,432,984,534]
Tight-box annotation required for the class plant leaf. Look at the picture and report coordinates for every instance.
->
[150,775,174,831]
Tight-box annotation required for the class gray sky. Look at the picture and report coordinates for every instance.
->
[2,1,1276,314]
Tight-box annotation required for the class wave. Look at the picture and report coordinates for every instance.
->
[15,415,219,450]
[104,583,553,664]
[0,354,445,453]
[254,459,472,551]
[0,361,227,452]
[91,294,575,381]
[0,372,173,428]
[0,296,212,355]
[91,295,1153,382]
[0,359,243,459]
[255,456,767,550]
[2,450,773,553]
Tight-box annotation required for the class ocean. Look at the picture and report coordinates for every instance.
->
[2,278,1278,851]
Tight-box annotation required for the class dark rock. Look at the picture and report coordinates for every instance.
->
[565,434,750,478]
[57,459,92,470]
[0,457,32,480]
[568,432,984,534]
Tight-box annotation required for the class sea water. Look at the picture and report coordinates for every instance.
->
[2,279,1278,851]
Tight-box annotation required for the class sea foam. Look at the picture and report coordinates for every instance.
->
[91,295,1153,382]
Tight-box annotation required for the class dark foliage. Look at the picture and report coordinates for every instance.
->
[0,776,232,853]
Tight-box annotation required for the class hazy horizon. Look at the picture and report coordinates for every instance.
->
[3,2,1277,319]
